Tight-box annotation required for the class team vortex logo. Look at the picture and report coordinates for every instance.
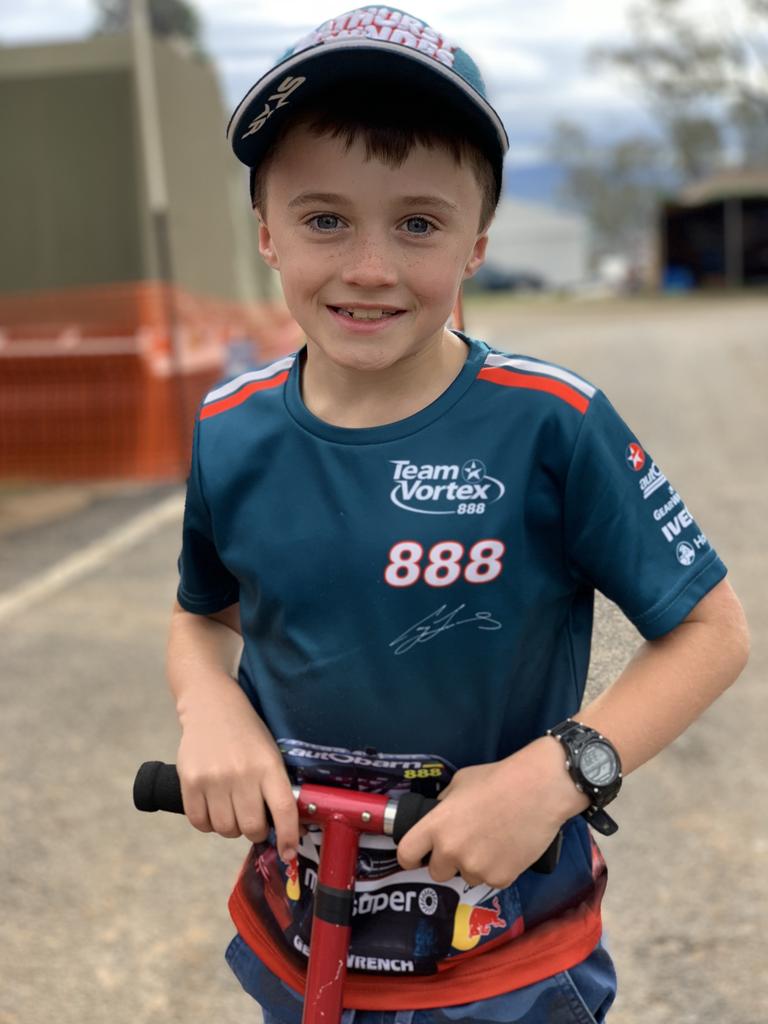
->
[389,459,505,515]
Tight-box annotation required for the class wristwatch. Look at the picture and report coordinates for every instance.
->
[547,720,623,836]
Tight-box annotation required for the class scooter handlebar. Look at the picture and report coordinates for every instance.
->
[133,761,561,873]
[132,761,437,838]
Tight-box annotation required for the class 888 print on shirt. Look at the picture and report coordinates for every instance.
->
[389,457,505,515]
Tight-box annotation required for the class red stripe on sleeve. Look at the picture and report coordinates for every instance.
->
[478,366,589,414]
[200,371,290,420]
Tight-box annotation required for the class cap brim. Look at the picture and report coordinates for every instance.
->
[227,41,508,173]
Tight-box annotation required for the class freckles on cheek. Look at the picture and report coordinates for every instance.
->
[418,267,464,307]
[407,247,465,295]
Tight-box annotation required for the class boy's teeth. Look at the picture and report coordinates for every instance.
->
[339,308,396,320]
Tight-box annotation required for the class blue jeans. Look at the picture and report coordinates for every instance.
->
[225,934,616,1024]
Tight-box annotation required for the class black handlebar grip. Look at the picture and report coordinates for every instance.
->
[134,761,184,814]
[391,791,438,843]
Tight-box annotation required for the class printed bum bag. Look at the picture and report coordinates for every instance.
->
[235,739,603,976]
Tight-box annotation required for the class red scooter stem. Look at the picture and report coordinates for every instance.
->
[303,818,359,1024]
[296,786,394,1024]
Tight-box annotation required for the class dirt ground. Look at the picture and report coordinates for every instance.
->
[1,294,766,1024]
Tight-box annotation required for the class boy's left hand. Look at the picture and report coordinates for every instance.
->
[396,737,589,889]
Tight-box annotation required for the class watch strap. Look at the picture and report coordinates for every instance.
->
[547,719,622,835]
[583,805,619,836]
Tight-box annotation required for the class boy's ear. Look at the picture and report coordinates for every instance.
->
[463,233,489,281]
[257,214,280,270]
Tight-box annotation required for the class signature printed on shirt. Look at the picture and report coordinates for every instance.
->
[389,604,502,655]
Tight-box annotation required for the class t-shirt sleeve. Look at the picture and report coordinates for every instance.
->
[176,417,240,614]
[564,390,726,639]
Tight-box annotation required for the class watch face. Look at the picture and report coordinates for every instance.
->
[580,741,619,787]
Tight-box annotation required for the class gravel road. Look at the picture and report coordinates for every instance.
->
[1,295,765,1024]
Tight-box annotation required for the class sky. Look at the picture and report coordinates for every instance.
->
[0,0,736,180]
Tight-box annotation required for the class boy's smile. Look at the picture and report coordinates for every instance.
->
[256,126,489,407]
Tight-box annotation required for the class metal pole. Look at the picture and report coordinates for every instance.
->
[723,197,744,289]
[452,286,465,332]
[130,0,188,471]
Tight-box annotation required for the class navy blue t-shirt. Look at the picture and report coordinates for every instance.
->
[177,335,726,976]
[179,335,724,762]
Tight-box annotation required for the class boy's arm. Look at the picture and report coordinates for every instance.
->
[167,600,300,861]
[397,578,750,888]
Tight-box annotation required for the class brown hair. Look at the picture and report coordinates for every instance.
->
[250,83,499,232]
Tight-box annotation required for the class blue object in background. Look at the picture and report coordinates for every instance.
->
[662,266,694,292]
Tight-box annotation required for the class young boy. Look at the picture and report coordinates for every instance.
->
[169,8,749,1023]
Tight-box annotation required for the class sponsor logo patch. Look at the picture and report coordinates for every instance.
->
[653,487,682,521]
[676,541,696,566]
[354,889,418,917]
[625,442,646,471]
[638,461,668,500]
[293,935,416,973]
[389,459,505,515]
[660,506,695,542]
[451,895,508,951]
[418,887,439,915]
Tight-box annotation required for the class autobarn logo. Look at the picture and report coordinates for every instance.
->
[638,461,668,501]
[389,459,505,515]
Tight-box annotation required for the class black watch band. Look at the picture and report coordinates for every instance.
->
[547,719,623,836]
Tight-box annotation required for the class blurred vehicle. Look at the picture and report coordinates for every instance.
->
[469,264,547,292]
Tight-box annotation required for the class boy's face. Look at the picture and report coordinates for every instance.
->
[256,125,489,375]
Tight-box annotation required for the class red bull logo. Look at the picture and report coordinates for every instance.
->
[468,896,507,937]
[451,896,506,951]
[285,856,301,901]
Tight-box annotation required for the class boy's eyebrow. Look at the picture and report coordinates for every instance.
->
[399,195,460,214]
[287,192,348,209]
[286,192,460,214]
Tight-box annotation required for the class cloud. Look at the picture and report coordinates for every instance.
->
[0,0,93,41]
[0,0,697,160]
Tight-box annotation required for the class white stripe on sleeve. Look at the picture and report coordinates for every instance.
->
[483,353,596,398]
[204,355,296,404]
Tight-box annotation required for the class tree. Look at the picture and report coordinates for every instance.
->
[549,121,668,261]
[592,0,768,174]
[93,0,204,53]
[550,0,767,262]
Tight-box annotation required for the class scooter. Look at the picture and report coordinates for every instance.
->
[133,761,561,1024]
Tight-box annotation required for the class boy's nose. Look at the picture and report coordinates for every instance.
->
[341,240,398,289]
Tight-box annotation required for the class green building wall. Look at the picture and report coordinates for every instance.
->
[0,33,273,302]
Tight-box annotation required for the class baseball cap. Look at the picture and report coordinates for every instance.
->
[226,6,508,201]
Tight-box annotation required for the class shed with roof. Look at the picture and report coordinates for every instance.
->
[659,168,768,290]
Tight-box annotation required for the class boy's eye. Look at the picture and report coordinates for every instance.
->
[403,216,434,235]
[308,214,342,232]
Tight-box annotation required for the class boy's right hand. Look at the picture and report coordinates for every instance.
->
[175,673,299,862]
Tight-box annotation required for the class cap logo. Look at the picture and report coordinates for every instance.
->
[294,7,457,69]
[241,75,307,139]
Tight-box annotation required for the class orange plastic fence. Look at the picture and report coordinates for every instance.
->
[0,281,301,481]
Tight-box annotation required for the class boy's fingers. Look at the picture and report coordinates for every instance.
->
[425,849,460,884]
[231,790,270,845]
[178,778,213,833]
[263,778,300,860]
[206,788,241,838]
[396,822,433,871]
